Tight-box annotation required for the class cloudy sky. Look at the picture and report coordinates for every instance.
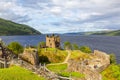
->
[0,0,120,33]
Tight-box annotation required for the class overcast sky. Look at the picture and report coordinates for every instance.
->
[0,0,120,33]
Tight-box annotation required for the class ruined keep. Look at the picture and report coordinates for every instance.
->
[46,34,60,48]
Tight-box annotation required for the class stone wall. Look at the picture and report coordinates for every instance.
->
[93,50,110,72]
[67,60,102,80]
[93,50,110,64]
[20,48,39,65]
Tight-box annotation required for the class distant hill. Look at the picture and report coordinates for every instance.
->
[90,30,120,36]
[0,18,41,35]
[63,32,86,35]
[64,30,120,36]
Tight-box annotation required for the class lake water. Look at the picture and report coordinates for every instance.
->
[0,34,120,63]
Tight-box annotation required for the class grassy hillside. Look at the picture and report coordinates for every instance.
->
[0,66,45,80]
[0,18,41,35]
[90,30,120,36]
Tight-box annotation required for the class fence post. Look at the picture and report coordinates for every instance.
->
[43,63,45,71]
[4,57,7,68]
[39,63,41,68]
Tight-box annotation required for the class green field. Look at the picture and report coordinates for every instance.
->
[0,66,45,80]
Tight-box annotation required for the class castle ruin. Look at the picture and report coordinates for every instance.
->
[46,34,60,48]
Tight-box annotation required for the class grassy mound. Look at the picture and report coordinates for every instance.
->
[38,48,67,63]
[70,50,92,60]
[0,66,45,80]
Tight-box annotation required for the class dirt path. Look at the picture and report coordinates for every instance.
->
[64,50,71,63]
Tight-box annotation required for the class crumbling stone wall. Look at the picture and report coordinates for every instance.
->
[93,50,110,72]
[21,48,39,65]
[94,50,110,64]
[67,60,102,80]
[67,50,110,80]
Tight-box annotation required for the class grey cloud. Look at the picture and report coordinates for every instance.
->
[12,15,32,23]
[0,9,31,23]
[63,10,120,25]
[50,22,62,26]
[0,0,120,33]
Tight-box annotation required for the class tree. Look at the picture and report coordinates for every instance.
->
[64,41,72,50]
[79,46,92,53]
[38,42,46,48]
[7,42,23,55]
[110,53,116,64]
[38,42,46,53]
[72,44,79,50]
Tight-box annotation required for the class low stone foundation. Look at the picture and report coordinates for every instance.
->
[67,50,110,80]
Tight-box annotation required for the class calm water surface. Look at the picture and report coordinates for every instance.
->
[0,34,120,63]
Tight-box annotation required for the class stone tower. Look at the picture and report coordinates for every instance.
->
[46,34,60,48]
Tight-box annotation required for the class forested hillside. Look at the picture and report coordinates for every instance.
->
[0,18,41,35]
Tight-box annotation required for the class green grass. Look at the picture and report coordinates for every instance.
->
[101,64,120,80]
[46,63,68,72]
[38,48,67,63]
[59,72,85,78]
[70,50,91,60]
[46,63,84,78]
[0,66,45,80]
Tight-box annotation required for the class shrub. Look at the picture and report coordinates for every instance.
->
[64,41,72,50]
[72,44,79,50]
[39,55,50,64]
[79,46,92,53]
[109,53,116,64]
[38,42,46,48]
[7,42,23,55]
